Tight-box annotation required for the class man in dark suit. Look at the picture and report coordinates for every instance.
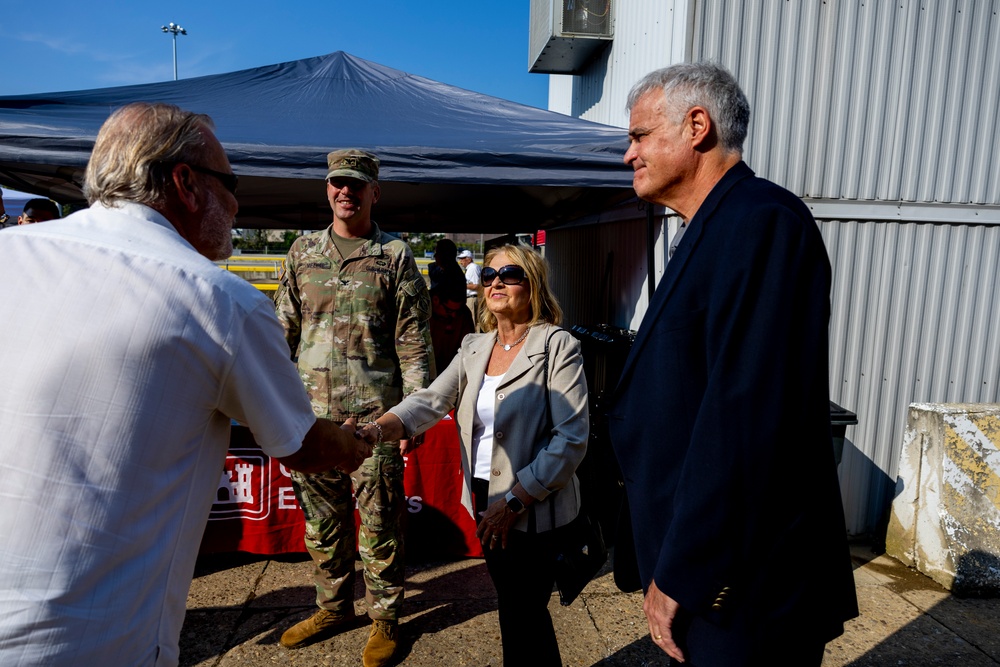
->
[608,62,858,665]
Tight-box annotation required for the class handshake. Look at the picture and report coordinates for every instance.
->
[275,416,372,474]
[339,417,372,471]
[353,415,422,456]
[276,414,417,474]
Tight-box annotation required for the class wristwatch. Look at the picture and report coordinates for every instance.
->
[505,490,526,514]
[0,213,8,225]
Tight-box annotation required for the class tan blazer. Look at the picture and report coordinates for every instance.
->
[389,323,589,532]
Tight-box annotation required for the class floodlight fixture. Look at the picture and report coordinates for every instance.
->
[161,22,188,81]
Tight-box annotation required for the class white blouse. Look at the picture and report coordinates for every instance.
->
[472,373,505,480]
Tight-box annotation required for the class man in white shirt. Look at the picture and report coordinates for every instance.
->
[458,249,482,327]
[0,102,369,667]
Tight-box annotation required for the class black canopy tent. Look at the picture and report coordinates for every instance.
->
[0,51,633,233]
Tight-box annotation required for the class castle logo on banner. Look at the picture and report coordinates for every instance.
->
[209,448,271,521]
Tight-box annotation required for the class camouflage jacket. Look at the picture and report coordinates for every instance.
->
[274,223,433,421]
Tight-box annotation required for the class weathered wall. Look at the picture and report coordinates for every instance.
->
[887,403,1000,595]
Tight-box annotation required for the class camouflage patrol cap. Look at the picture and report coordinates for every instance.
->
[326,149,380,182]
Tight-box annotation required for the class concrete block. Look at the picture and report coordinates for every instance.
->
[886,403,1000,595]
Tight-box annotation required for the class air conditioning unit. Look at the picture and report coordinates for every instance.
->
[529,0,613,74]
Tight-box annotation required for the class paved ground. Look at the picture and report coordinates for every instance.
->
[181,542,1000,666]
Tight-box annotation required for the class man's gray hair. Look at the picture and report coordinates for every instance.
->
[627,62,750,155]
[84,102,215,208]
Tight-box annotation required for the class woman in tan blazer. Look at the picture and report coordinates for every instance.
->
[360,244,589,666]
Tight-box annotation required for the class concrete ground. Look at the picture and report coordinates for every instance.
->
[181,542,1000,666]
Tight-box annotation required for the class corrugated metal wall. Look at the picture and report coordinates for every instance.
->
[820,216,1000,533]
[545,0,1000,535]
[691,0,1000,534]
[562,0,691,127]
[550,209,1000,536]
[692,0,1000,205]
[546,213,658,330]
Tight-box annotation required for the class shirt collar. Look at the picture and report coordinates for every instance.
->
[93,201,178,234]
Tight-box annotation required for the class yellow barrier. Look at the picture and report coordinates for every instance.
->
[225,265,271,271]
[222,254,286,263]
[216,257,284,291]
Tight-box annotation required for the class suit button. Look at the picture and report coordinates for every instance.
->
[497,392,505,400]
[492,469,501,476]
[711,602,722,611]
[495,431,504,439]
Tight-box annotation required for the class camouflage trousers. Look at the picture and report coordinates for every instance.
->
[290,443,405,621]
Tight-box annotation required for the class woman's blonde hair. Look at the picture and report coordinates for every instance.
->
[478,244,562,332]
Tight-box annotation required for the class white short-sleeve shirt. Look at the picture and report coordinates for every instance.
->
[464,262,482,297]
[0,203,316,666]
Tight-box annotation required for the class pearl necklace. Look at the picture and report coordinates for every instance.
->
[496,327,530,351]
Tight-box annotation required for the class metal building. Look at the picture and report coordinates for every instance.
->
[530,0,1000,534]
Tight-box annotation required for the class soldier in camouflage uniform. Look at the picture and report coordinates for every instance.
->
[274,149,433,666]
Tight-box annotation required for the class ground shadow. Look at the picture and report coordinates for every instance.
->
[586,543,1000,667]
[389,558,497,663]
[181,550,498,666]
[192,550,309,578]
[590,636,671,666]
[839,546,1000,666]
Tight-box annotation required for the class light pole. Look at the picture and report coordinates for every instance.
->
[161,22,187,81]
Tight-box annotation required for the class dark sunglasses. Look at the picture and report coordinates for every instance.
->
[481,264,526,287]
[187,164,239,195]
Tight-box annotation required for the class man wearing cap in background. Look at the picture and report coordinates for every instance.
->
[457,248,481,328]
[0,192,60,228]
[16,198,61,225]
[274,149,433,666]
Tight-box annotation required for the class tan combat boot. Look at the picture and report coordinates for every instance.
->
[362,619,399,667]
[279,609,354,649]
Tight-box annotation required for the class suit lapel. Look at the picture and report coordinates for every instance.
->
[616,162,755,389]
[463,333,496,394]
[616,219,702,386]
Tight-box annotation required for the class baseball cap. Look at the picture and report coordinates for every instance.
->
[457,249,474,259]
[326,149,379,182]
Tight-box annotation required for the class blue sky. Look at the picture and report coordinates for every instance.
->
[1,0,550,108]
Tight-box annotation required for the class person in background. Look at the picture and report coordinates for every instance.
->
[458,248,482,327]
[274,149,433,667]
[358,244,589,666]
[428,282,475,374]
[0,102,368,667]
[17,197,61,224]
[428,237,467,296]
[0,187,9,227]
[608,62,858,665]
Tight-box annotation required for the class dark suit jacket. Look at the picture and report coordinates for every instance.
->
[609,162,858,661]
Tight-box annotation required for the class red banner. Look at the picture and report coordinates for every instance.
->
[200,415,483,558]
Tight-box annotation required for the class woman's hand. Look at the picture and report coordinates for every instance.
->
[476,498,518,550]
[355,422,381,445]
[353,414,407,447]
[399,433,424,455]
